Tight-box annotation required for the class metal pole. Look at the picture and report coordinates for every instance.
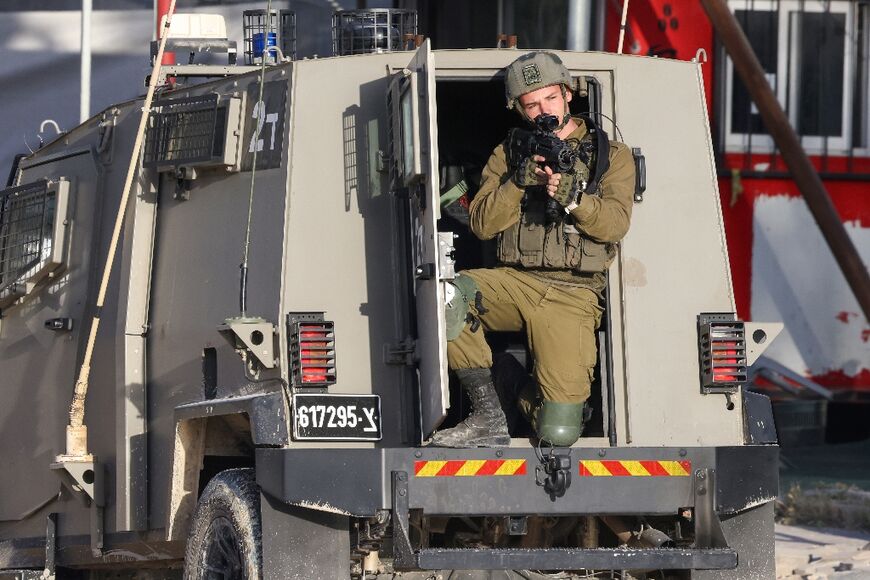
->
[80,0,91,123]
[616,0,630,54]
[156,0,175,65]
[700,0,870,323]
[63,0,179,459]
[567,0,592,51]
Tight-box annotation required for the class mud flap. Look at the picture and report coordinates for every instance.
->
[260,492,351,580]
[690,501,776,580]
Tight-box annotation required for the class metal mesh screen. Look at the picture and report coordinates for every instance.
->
[280,10,297,61]
[144,94,220,168]
[332,9,417,56]
[0,180,53,293]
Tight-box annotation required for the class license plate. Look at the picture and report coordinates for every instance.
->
[292,393,382,441]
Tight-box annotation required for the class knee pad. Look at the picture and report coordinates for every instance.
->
[535,401,586,447]
[445,273,480,341]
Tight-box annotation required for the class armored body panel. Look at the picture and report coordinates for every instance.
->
[0,45,778,579]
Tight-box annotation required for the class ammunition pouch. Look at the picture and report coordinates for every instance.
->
[497,202,615,274]
[499,115,614,274]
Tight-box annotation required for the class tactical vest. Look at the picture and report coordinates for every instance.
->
[497,135,614,274]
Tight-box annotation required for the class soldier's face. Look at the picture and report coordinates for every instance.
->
[518,84,572,121]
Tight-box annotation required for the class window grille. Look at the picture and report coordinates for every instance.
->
[720,1,870,176]
[332,9,417,56]
[144,94,221,168]
[0,179,61,304]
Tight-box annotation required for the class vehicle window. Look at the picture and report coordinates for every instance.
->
[0,179,67,306]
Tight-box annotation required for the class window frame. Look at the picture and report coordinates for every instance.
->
[0,178,70,308]
[723,0,856,156]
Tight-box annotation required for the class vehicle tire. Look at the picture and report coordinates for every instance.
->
[183,468,262,580]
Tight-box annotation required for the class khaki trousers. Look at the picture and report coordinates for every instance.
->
[446,267,603,407]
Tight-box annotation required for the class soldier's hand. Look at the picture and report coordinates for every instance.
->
[538,160,579,208]
[513,156,543,188]
[532,157,562,194]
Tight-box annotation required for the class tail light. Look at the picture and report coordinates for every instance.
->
[288,313,336,388]
[698,313,747,394]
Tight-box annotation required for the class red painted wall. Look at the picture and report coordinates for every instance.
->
[605,0,715,119]
[606,1,870,390]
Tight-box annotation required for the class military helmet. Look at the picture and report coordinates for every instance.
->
[504,51,573,110]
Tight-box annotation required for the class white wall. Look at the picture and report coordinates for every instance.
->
[752,195,870,380]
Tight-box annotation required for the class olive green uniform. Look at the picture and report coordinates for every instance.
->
[447,118,636,408]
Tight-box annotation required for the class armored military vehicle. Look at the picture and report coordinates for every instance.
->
[0,8,782,579]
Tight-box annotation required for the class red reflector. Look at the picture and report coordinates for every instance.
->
[698,315,748,390]
[289,315,336,387]
[301,345,329,351]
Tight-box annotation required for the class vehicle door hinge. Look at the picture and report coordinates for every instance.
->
[376,150,389,173]
[437,231,456,280]
[384,337,417,366]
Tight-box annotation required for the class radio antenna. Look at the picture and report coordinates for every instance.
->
[239,0,275,316]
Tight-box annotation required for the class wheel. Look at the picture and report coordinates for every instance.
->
[183,468,262,580]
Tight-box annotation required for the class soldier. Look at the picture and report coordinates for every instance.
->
[432,51,636,448]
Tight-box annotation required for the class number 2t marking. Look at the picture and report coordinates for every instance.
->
[249,100,279,153]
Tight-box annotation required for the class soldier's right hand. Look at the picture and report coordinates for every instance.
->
[533,160,563,195]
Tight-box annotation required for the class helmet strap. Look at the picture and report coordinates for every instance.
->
[555,86,571,131]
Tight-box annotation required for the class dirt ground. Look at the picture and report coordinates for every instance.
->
[775,524,870,579]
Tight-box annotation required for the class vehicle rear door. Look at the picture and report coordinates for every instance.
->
[387,41,451,439]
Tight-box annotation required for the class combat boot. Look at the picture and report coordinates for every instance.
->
[429,368,510,447]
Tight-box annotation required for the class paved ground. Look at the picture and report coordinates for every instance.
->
[775,524,870,579]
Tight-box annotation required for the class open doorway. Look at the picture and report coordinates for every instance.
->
[433,76,610,441]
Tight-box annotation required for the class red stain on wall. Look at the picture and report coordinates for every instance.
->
[811,369,870,391]
[835,311,859,324]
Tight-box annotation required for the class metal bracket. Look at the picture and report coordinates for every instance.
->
[50,457,103,507]
[693,468,728,549]
[49,458,104,555]
[174,166,198,201]
[507,516,528,536]
[384,337,417,366]
[743,322,783,365]
[391,471,417,570]
[376,150,389,173]
[436,232,456,280]
[44,513,56,579]
[415,263,435,280]
[217,316,277,369]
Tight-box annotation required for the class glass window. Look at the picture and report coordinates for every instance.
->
[401,85,415,183]
[855,3,869,148]
[724,1,855,155]
[731,9,778,136]
[793,11,846,137]
[0,181,56,296]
